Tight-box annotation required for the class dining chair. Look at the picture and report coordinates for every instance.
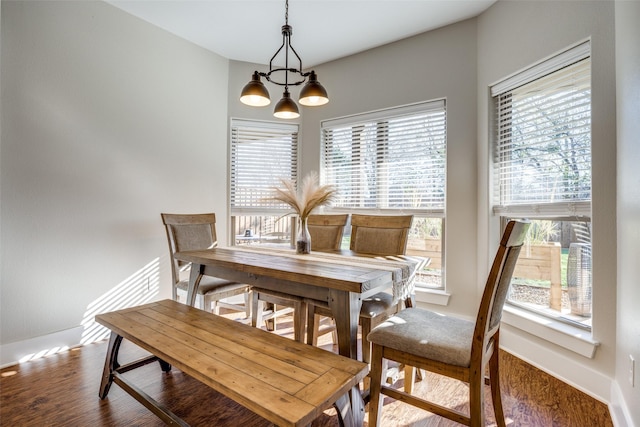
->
[303,214,350,343]
[306,214,414,364]
[367,220,530,427]
[251,288,307,342]
[251,214,349,343]
[308,213,349,251]
[161,213,251,316]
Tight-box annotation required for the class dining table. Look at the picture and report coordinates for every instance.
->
[174,246,428,360]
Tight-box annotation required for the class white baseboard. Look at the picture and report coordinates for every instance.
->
[0,326,86,368]
[609,380,635,427]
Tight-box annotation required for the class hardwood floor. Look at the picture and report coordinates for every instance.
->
[0,314,612,426]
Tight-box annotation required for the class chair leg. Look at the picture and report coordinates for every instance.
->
[468,368,486,427]
[266,303,276,331]
[368,343,387,427]
[292,301,307,343]
[360,317,373,393]
[404,365,416,394]
[489,349,506,427]
[360,317,372,364]
[330,321,338,344]
[307,305,335,346]
[306,305,318,345]
[251,292,262,328]
[244,290,251,319]
[199,294,208,311]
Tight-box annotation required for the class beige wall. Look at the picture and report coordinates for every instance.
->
[615,0,640,424]
[0,1,230,360]
[299,18,480,315]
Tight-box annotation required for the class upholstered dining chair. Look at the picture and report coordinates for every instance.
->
[308,213,349,252]
[251,214,350,343]
[161,213,251,317]
[306,214,414,364]
[251,288,307,342]
[367,220,530,427]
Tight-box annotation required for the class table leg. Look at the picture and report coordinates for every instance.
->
[186,263,204,307]
[99,332,123,399]
[333,384,365,427]
[328,290,361,359]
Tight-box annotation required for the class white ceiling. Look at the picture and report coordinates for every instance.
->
[106,0,496,67]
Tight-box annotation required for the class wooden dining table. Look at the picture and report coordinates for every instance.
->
[174,246,426,360]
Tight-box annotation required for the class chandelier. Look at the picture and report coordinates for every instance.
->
[240,0,329,119]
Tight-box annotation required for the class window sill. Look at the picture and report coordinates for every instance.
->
[414,288,450,306]
[502,305,599,358]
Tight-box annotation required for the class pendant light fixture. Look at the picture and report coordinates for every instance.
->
[240,0,329,119]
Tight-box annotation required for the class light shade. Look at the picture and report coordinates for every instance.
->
[299,71,329,106]
[273,90,300,119]
[240,72,271,107]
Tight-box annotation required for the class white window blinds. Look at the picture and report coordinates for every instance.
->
[321,100,446,212]
[492,43,591,217]
[230,119,298,215]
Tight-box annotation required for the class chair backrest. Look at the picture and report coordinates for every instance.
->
[161,213,219,285]
[307,214,349,251]
[472,220,530,360]
[349,214,414,256]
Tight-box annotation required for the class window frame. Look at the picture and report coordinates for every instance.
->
[229,118,300,245]
[321,100,447,289]
[490,41,593,331]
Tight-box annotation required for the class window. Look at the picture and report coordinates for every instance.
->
[491,41,592,329]
[321,100,446,288]
[229,119,299,245]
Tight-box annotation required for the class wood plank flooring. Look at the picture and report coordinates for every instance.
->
[0,313,612,426]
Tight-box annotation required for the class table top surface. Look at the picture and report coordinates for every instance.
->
[175,246,428,298]
[175,246,421,294]
[96,299,368,427]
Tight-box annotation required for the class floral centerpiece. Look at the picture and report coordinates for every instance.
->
[268,171,336,254]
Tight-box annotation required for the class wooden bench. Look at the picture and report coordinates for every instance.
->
[96,299,368,427]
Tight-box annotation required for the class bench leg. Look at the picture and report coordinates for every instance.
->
[158,359,172,372]
[333,385,365,427]
[99,332,123,399]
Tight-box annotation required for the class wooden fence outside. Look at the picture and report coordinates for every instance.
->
[513,242,562,310]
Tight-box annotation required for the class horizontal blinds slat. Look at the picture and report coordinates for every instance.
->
[230,120,298,213]
[493,201,591,218]
[322,100,446,211]
[231,119,299,132]
[322,99,445,129]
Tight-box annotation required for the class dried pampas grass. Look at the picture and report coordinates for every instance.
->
[269,171,336,219]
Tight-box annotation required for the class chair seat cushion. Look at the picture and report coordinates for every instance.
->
[177,277,246,295]
[367,308,474,367]
[360,292,395,318]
